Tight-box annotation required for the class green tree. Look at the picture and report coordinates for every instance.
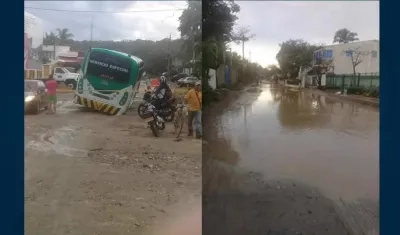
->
[68,38,186,74]
[202,1,240,43]
[333,28,359,44]
[56,28,74,45]
[43,31,58,45]
[265,64,281,80]
[276,39,319,79]
[202,1,240,78]
[178,1,202,61]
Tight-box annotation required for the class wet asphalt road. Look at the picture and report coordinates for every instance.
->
[203,84,379,235]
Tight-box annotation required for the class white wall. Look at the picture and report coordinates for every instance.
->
[208,69,217,90]
[24,12,43,48]
[42,46,71,60]
[321,40,379,74]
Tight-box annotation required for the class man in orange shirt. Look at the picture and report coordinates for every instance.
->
[184,81,202,139]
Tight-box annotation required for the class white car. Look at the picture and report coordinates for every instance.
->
[178,77,199,87]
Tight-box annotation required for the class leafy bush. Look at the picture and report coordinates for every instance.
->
[346,87,364,95]
[365,88,379,98]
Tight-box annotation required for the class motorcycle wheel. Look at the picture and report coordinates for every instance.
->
[163,108,175,122]
[137,103,147,118]
[148,121,159,137]
[156,121,166,130]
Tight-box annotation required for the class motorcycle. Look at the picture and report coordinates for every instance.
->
[137,92,175,122]
[143,105,165,137]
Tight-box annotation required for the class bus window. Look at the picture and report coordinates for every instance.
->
[87,50,131,84]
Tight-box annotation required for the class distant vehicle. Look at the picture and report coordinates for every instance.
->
[172,73,189,82]
[25,63,80,89]
[178,77,199,87]
[24,80,48,114]
[52,66,80,88]
[74,48,145,116]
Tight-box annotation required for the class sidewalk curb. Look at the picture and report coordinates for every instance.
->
[308,88,379,108]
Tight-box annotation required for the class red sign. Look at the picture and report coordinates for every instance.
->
[151,78,160,88]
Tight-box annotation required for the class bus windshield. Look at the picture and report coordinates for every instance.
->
[86,50,132,84]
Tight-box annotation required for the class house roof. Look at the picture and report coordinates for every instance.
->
[42,45,71,52]
[58,57,83,63]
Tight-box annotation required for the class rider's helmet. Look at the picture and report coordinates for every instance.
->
[159,75,167,84]
[162,72,168,77]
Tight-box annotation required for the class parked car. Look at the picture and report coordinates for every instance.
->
[177,77,199,87]
[171,73,189,82]
[25,80,48,114]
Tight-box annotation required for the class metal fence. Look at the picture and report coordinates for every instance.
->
[326,73,379,90]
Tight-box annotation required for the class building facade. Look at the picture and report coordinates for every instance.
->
[41,45,72,61]
[24,11,44,69]
[313,40,379,75]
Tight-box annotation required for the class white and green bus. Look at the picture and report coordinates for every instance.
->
[74,48,144,115]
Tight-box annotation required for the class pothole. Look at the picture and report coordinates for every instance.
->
[26,126,88,157]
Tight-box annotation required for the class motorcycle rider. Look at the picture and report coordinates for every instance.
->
[150,73,173,111]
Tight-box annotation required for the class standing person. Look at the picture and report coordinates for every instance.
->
[45,74,57,114]
[184,81,202,139]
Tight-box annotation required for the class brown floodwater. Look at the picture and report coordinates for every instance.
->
[203,84,379,235]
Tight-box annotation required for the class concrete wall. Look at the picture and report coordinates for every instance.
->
[204,64,240,88]
[42,45,71,60]
[216,65,225,87]
[316,40,379,74]
[208,69,217,90]
[231,67,238,85]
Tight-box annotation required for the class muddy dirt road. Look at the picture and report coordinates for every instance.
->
[25,92,201,235]
[203,84,379,235]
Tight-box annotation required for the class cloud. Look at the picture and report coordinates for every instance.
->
[24,1,187,41]
[232,1,379,67]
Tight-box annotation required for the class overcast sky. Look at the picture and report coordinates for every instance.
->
[24,1,186,41]
[229,1,379,67]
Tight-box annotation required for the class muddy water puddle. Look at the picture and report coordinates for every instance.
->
[26,125,101,157]
[204,84,379,235]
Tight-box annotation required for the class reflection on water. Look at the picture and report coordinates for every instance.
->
[203,84,379,235]
[215,85,379,202]
[256,90,273,102]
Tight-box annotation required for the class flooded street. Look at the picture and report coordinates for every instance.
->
[203,84,379,235]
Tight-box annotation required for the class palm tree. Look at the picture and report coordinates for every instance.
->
[56,28,74,44]
[43,31,58,45]
[333,28,359,44]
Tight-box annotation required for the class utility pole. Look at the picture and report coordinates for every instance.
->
[53,38,56,61]
[90,17,94,43]
[167,33,171,74]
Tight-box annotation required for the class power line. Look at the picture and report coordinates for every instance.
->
[24,6,185,14]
